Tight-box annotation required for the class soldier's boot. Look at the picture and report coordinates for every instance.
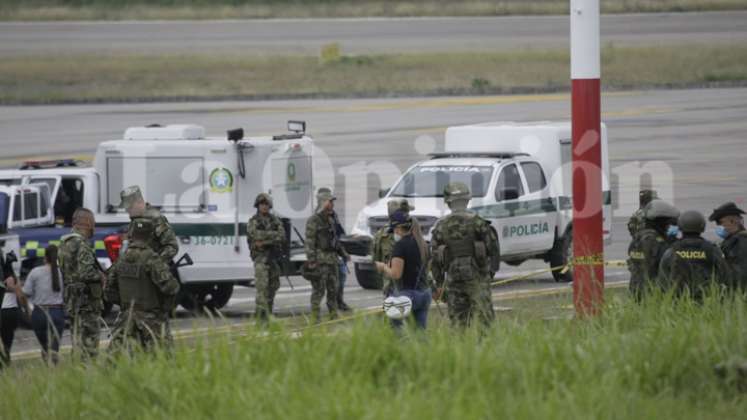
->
[328,311,339,321]
[310,306,321,324]
[337,289,352,312]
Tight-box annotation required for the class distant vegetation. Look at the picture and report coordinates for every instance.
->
[1,43,746,104]
[1,0,746,20]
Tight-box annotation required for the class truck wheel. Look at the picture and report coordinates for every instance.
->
[355,263,382,290]
[179,283,234,312]
[549,230,573,283]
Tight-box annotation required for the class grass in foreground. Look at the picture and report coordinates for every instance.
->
[2,43,746,104]
[1,0,746,20]
[1,291,746,419]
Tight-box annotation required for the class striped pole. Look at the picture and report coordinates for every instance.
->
[571,0,604,316]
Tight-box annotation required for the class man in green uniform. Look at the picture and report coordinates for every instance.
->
[305,188,349,321]
[628,189,658,237]
[430,182,497,328]
[372,199,415,295]
[658,210,730,302]
[119,185,179,264]
[106,219,180,352]
[627,199,679,301]
[247,193,286,321]
[709,202,747,290]
[59,208,104,359]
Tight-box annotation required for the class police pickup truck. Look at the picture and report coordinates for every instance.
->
[351,121,612,288]
[0,121,315,310]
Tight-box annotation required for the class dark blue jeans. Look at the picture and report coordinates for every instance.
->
[389,289,432,330]
[31,306,65,357]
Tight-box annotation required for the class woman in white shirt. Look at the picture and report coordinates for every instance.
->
[22,245,65,364]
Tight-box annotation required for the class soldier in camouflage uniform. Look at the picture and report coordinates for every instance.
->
[305,188,349,321]
[120,185,179,264]
[627,199,679,301]
[709,202,747,290]
[372,199,415,295]
[659,210,730,302]
[59,208,104,359]
[628,189,658,238]
[106,219,180,352]
[247,193,286,321]
[430,182,497,328]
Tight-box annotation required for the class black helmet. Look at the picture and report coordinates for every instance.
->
[678,210,706,234]
[644,199,679,220]
[639,189,658,208]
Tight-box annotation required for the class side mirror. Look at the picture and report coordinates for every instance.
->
[500,188,520,201]
[378,188,390,199]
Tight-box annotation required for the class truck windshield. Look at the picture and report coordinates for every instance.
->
[390,165,494,198]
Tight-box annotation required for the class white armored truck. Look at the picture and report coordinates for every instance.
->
[351,121,612,288]
[0,121,315,310]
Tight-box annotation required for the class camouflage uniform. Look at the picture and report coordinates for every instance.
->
[431,182,496,328]
[59,229,103,359]
[120,186,179,263]
[627,189,658,237]
[247,193,286,320]
[305,190,348,320]
[627,200,679,301]
[106,221,180,352]
[372,199,414,295]
[658,211,730,302]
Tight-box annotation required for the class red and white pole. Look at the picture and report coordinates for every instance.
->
[571,0,604,316]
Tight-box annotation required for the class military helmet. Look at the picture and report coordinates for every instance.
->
[639,189,658,208]
[443,182,471,204]
[130,219,154,241]
[254,192,273,208]
[678,210,706,234]
[387,198,415,218]
[644,199,680,220]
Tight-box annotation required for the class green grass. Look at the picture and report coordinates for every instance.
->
[1,0,746,20]
[1,291,746,419]
[2,43,746,104]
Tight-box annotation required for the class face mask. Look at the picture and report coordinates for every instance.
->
[715,225,728,239]
[667,225,680,238]
[393,233,402,242]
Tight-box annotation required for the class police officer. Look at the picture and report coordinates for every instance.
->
[658,210,730,302]
[709,202,747,290]
[106,219,180,352]
[372,199,415,296]
[430,182,497,328]
[628,189,658,237]
[59,208,104,359]
[247,193,286,321]
[119,185,179,264]
[627,199,679,301]
[305,188,349,321]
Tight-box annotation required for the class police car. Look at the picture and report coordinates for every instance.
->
[0,121,315,310]
[351,121,612,289]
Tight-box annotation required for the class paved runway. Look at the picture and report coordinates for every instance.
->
[4,86,747,355]
[1,11,746,56]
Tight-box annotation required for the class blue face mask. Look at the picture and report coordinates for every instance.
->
[667,225,680,238]
[715,225,728,239]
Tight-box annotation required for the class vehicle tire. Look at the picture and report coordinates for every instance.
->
[355,263,382,290]
[549,229,573,283]
[179,283,234,312]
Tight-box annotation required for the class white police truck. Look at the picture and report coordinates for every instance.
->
[0,121,315,310]
[351,121,612,288]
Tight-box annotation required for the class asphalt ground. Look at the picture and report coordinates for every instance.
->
[3,86,746,357]
[1,11,746,56]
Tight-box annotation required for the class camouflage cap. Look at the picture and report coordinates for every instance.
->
[254,192,273,208]
[130,218,154,241]
[387,198,415,218]
[316,187,336,204]
[639,189,658,207]
[119,185,144,209]
[443,182,471,204]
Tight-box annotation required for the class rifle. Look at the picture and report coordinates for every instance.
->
[279,218,295,291]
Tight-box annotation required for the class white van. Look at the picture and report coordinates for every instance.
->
[351,121,612,288]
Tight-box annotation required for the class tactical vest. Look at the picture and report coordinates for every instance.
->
[117,256,160,312]
[59,233,91,285]
[313,213,336,251]
[668,237,718,292]
[441,214,479,263]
